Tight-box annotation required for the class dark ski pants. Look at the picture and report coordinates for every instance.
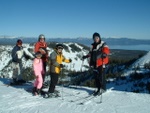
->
[42,61,47,82]
[48,73,59,93]
[93,66,106,91]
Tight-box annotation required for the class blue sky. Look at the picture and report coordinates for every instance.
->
[0,0,150,39]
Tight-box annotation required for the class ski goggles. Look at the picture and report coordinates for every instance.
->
[57,46,63,50]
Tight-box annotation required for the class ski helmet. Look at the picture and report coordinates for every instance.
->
[38,34,45,41]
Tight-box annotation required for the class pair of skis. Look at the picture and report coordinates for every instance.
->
[69,91,103,105]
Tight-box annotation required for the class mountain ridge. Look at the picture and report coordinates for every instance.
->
[0,37,150,46]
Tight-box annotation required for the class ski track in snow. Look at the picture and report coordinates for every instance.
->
[0,81,150,113]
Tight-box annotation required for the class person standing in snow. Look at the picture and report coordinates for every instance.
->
[82,32,110,96]
[34,34,48,85]
[33,52,45,95]
[11,39,31,85]
[46,44,72,97]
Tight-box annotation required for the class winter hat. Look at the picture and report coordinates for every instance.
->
[92,32,101,40]
[38,34,45,41]
[16,39,22,45]
[56,43,64,49]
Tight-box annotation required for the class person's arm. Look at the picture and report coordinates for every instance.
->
[96,44,110,66]
[82,47,92,60]
[62,55,71,63]
[23,48,34,60]
[34,42,39,53]
[11,46,17,58]
[102,45,110,57]
[50,52,60,67]
[11,46,19,62]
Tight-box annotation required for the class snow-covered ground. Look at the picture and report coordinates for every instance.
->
[0,44,150,113]
[0,45,12,70]
[107,51,150,94]
[0,78,150,113]
[131,51,150,68]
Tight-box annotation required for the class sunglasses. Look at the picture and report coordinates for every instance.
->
[58,47,63,50]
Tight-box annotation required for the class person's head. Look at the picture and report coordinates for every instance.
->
[16,39,22,47]
[38,34,45,42]
[92,32,101,43]
[35,51,42,59]
[56,44,64,53]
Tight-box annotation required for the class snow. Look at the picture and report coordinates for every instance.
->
[0,79,150,113]
[1,44,150,113]
[0,45,12,70]
[131,51,150,68]
[62,43,88,71]
[0,43,89,78]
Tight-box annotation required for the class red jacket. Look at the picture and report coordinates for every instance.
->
[87,41,110,68]
[34,42,48,62]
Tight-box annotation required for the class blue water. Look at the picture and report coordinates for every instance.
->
[109,45,150,51]
[48,38,150,51]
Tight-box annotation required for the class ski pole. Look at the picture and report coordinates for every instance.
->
[100,58,105,103]
[100,65,103,103]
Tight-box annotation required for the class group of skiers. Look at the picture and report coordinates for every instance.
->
[10,32,110,97]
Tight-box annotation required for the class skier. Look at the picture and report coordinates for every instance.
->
[34,34,48,86]
[82,32,110,96]
[11,39,31,85]
[33,52,45,95]
[46,44,72,97]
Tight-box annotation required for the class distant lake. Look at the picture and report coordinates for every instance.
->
[109,45,150,51]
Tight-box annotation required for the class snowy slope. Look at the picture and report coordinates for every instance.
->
[106,51,150,94]
[0,45,12,70]
[131,51,150,68]
[0,44,35,78]
[62,43,88,71]
[0,79,150,113]
[1,44,150,113]
[0,43,89,78]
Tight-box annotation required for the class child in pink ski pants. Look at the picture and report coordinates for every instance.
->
[33,52,44,95]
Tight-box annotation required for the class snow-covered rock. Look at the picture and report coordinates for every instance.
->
[0,43,89,78]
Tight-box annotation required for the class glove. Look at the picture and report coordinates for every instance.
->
[59,64,64,68]
[69,59,72,62]
[101,53,107,58]
[24,54,30,60]
[82,55,88,60]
